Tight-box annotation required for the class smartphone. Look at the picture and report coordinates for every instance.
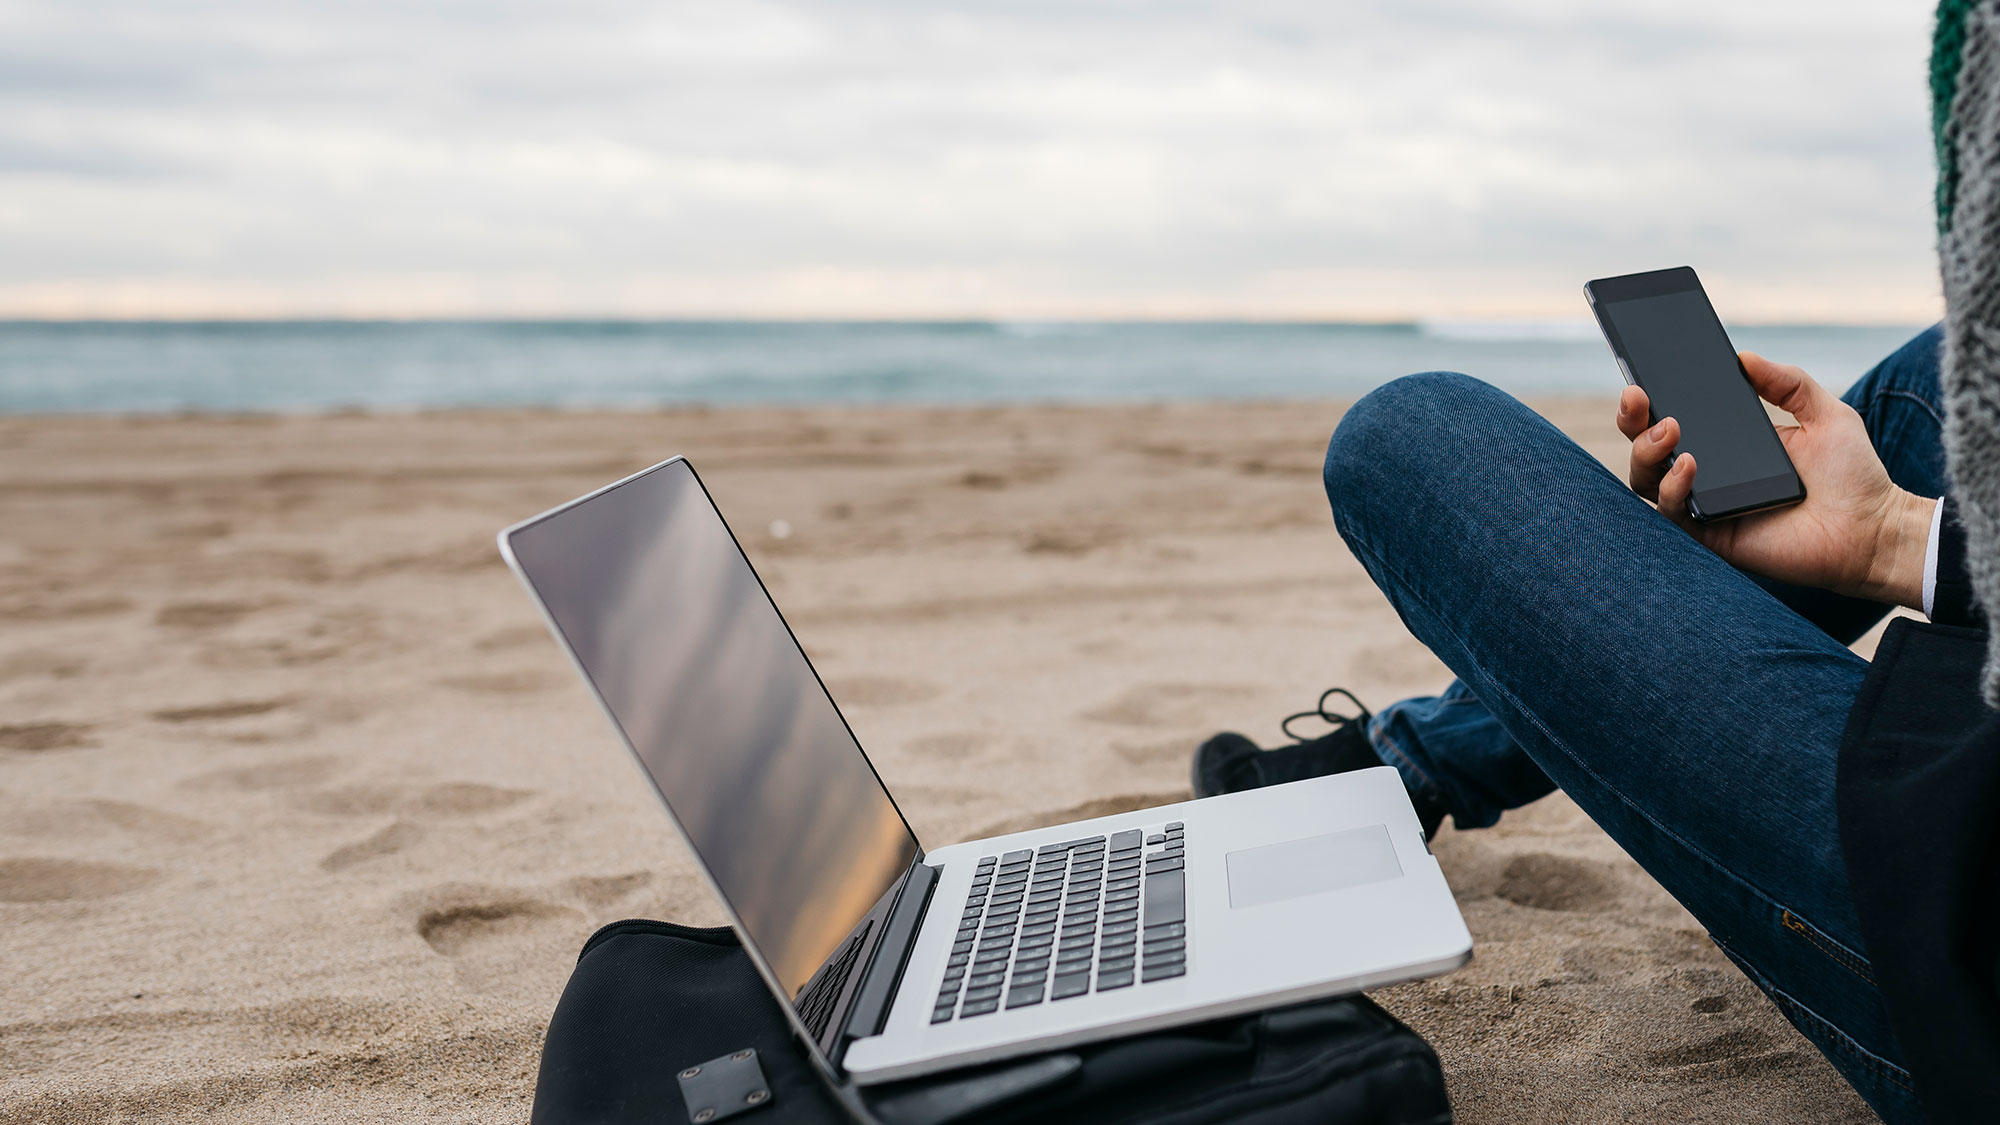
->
[1584,266,1805,521]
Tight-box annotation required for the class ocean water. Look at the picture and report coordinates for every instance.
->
[0,320,1931,414]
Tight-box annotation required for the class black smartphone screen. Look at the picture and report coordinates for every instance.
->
[1585,267,1803,520]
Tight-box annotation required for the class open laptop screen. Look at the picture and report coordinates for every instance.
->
[504,459,920,1004]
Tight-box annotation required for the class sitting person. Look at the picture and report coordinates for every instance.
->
[1193,6,2000,1120]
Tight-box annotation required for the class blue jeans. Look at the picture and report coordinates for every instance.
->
[1323,325,1945,1123]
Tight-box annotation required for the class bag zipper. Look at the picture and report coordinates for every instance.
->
[577,918,738,962]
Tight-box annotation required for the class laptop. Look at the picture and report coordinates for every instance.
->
[498,456,1471,1086]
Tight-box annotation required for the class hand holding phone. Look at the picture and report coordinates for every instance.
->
[1586,267,1805,521]
[1618,346,1937,610]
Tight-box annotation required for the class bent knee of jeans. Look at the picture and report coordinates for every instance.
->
[1323,371,1500,528]
[1846,323,1943,411]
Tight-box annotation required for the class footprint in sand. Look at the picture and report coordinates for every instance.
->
[151,698,290,723]
[321,822,425,872]
[0,722,93,752]
[0,798,210,843]
[185,756,340,792]
[314,784,536,871]
[70,800,209,843]
[0,857,155,902]
[473,625,550,652]
[405,782,535,816]
[155,519,233,543]
[826,677,942,707]
[1643,1026,1782,1070]
[1493,852,1619,913]
[205,606,380,668]
[0,596,131,622]
[0,998,397,1085]
[294,782,533,819]
[1020,528,1114,556]
[292,785,400,817]
[155,600,264,629]
[414,892,580,957]
[1081,682,1258,729]
[435,670,563,695]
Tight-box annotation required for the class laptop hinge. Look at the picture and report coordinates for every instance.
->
[842,858,940,1044]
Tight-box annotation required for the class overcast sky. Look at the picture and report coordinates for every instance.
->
[0,0,1941,321]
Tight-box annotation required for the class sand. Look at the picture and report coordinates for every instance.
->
[0,400,1881,1123]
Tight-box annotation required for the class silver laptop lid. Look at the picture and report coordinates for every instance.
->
[499,457,921,1048]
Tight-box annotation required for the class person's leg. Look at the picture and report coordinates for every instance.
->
[1324,372,1922,1122]
[1370,324,1951,830]
[1366,681,1554,829]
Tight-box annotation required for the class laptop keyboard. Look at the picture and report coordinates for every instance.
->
[931,823,1187,1023]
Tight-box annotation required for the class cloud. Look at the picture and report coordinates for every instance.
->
[0,0,1942,319]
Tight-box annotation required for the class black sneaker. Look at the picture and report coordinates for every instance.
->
[1191,688,1447,839]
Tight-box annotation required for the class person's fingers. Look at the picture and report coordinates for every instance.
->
[1656,451,1699,529]
[1616,384,1652,440]
[1627,415,1680,501]
[1739,351,1834,425]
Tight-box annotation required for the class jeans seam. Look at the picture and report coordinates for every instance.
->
[1874,388,1945,429]
[1781,909,1877,985]
[1335,517,1868,964]
[1769,991,1915,1093]
[1714,936,1915,1095]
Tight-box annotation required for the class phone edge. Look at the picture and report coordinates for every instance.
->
[1584,269,1806,523]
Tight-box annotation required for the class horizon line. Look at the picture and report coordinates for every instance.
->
[0,315,1931,328]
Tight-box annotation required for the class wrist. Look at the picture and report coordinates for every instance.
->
[1857,490,1939,609]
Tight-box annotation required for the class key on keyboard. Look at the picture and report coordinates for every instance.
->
[930,822,1188,1023]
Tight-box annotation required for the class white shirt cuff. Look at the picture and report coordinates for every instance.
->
[1923,497,1945,619]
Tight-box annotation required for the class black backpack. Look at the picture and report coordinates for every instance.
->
[531,918,1453,1125]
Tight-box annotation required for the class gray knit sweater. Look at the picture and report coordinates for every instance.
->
[1939,0,2000,703]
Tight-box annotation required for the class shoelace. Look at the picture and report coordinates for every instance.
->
[1279,687,1372,743]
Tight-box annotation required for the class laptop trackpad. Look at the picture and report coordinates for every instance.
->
[1225,824,1403,909]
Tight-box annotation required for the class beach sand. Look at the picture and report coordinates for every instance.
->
[0,401,1881,1123]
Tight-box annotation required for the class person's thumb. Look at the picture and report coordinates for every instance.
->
[1738,352,1833,425]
